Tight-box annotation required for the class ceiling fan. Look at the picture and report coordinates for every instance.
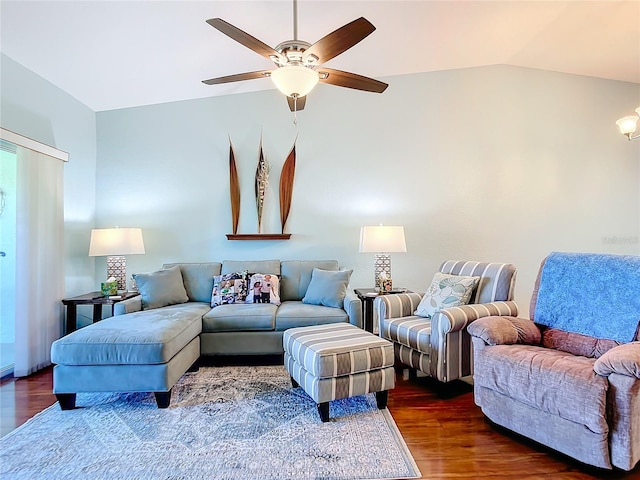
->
[202,0,388,112]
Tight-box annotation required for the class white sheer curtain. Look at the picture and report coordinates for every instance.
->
[13,146,64,377]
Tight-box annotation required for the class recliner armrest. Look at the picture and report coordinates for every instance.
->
[593,342,640,379]
[434,301,520,335]
[466,313,541,346]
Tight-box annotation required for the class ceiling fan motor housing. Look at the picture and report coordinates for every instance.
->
[273,40,318,67]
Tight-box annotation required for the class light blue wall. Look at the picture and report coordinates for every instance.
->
[1,53,97,297]
[96,65,640,310]
[1,50,638,313]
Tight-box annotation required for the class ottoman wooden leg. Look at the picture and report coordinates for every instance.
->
[317,402,330,422]
[290,376,299,388]
[375,390,389,409]
[154,390,172,409]
[56,393,76,410]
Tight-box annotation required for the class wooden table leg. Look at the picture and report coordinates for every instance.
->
[363,298,374,332]
[92,304,102,323]
[66,305,77,334]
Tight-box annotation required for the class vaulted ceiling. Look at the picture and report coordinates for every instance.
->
[1,0,638,112]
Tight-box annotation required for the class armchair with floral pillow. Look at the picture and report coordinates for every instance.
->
[374,260,517,383]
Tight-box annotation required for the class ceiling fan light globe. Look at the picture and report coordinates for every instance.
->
[271,65,319,98]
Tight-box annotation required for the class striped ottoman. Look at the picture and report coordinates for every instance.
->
[283,323,395,422]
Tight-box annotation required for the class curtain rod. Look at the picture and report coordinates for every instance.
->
[0,127,69,162]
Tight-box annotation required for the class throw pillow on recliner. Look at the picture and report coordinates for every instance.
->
[133,265,189,310]
[415,272,480,317]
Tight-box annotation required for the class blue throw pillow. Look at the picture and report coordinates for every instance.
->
[133,265,189,310]
[302,268,353,309]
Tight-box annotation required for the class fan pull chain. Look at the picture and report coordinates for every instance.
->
[293,96,298,126]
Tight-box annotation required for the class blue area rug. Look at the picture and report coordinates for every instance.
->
[0,365,420,480]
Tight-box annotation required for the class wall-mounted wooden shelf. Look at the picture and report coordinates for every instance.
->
[226,234,291,241]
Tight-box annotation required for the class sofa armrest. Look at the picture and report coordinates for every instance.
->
[593,342,640,379]
[467,314,541,346]
[343,290,363,329]
[113,296,143,315]
[433,301,519,336]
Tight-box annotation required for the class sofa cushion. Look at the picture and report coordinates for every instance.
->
[51,302,208,365]
[381,316,431,353]
[163,262,222,303]
[542,327,621,359]
[280,260,339,301]
[202,303,276,332]
[473,344,609,434]
[415,272,479,318]
[275,301,349,331]
[302,268,352,308]
[222,260,280,276]
[133,265,189,310]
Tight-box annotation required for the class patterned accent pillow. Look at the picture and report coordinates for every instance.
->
[414,272,480,318]
[246,273,281,305]
[210,271,249,307]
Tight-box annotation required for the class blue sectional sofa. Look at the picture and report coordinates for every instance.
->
[51,260,362,409]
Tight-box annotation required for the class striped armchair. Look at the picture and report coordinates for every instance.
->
[374,260,517,383]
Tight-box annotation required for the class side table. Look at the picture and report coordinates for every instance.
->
[355,288,412,333]
[61,291,140,334]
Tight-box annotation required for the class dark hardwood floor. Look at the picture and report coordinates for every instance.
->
[1,364,638,479]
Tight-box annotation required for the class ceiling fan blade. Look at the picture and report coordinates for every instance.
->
[206,18,283,62]
[303,17,375,64]
[318,68,388,93]
[202,70,271,85]
[287,95,306,112]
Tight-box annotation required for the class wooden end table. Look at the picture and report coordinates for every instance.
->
[355,288,412,333]
[61,291,140,334]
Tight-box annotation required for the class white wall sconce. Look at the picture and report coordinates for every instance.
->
[616,107,640,140]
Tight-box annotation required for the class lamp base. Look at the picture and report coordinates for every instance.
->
[374,254,392,291]
[106,255,127,291]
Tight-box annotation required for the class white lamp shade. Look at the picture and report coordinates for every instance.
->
[359,226,407,253]
[88,228,145,256]
[271,65,319,98]
[616,115,639,135]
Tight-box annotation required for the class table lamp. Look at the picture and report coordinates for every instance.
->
[89,227,145,292]
[359,225,406,290]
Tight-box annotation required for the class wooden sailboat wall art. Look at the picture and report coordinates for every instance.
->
[226,134,293,240]
[279,142,296,234]
[228,138,240,235]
